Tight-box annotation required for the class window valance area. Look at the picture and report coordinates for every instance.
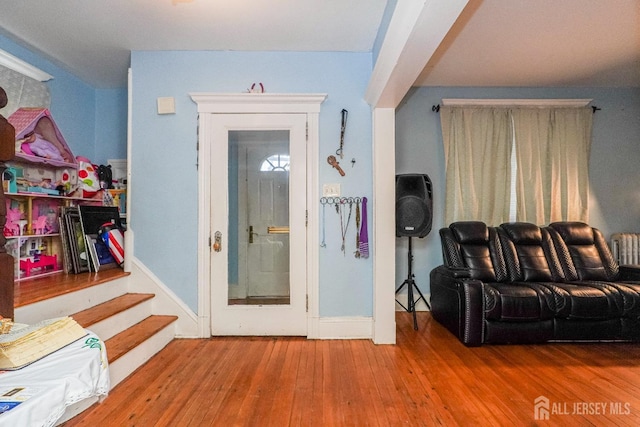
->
[0,64,51,117]
[440,102,593,226]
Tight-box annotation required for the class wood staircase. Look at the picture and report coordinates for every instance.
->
[13,268,178,388]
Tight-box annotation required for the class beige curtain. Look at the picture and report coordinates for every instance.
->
[441,106,512,225]
[512,107,592,224]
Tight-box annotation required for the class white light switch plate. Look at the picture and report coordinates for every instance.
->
[157,97,176,114]
[322,183,341,197]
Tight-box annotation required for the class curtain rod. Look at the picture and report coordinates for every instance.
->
[432,104,600,113]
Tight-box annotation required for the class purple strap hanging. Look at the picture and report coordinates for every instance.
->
[358,197,369,258]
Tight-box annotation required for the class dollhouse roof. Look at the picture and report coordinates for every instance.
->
[7,108,77,168]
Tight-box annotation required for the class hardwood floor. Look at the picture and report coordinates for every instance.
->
[63,312,640,426]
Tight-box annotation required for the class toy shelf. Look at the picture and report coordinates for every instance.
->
[13,152,77,169]
[5,233,62,281]
[6,233,61,240]
[6,191,101,203]
[4,192,102,281]
[3,107,105,281]
[5,192,101,235]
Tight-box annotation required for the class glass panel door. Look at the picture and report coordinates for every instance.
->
[208,113,307,336]
[228,130,291,305]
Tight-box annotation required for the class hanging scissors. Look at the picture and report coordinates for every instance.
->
[336,109,348,159]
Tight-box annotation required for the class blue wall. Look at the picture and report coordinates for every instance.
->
[130,50,374,315]
[0,34,126,164]
[95,88,128,162]
[395,86,640,296]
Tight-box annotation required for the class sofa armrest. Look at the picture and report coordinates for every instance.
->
[448,267,472,279]
[618,265,640,281]
[430,266,485,346]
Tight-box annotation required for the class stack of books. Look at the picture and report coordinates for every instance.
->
[0,317,86,370]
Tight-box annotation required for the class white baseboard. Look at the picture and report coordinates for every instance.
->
[128,257,430,338]
[129,258,199,337]
[310,316,373,339]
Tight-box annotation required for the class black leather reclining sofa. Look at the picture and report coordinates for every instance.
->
[430,221,640,346]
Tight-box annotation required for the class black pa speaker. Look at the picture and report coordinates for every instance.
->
[396,174,433,238]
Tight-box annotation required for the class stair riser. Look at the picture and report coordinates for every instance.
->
[85,299,154,341]
[15,278,128,324]
[109,323,175,387]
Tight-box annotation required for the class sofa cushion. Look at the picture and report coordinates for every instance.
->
[571,246,610,280]
[548,222,613,281]
[451,221,489,244]
[440,222,507,282]
[544,223,639,316]
[499,223,559,282]
[607,281,640,316]
[543,282,621,319]
[484,283,555,321]
[499,222,622,319]
[460,245,496,281]
[500,222,543,245]
[574,280,640,317]
[552,222,595,245]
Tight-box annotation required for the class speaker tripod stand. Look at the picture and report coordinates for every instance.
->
[395,236,430,330]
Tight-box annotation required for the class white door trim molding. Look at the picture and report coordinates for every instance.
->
[190,93,326,114]
[190,93,327,337]
[372,108,397,344]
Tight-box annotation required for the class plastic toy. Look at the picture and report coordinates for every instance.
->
[4,207,22,236]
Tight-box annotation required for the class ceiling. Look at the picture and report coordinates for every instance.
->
[0,0,388,88]
[416,0,640,88]
[0,0,638,90]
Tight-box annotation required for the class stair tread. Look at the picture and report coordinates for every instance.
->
[105,315,178,364]
[71,293,155,328]
[15,269,130,308]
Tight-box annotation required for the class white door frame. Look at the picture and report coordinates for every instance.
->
[190,93,326,337]
[209,113,307,335]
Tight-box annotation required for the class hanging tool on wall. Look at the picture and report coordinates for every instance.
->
[338,197,354,254]
[327,155,345,176]
[320,197,328,248]
[336,109,348,159]
[354,198,361,258]
[359,197,369,258]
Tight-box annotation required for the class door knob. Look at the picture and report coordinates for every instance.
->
[213,231,222,252]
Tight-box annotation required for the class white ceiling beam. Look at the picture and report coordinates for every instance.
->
[365,0,469,108]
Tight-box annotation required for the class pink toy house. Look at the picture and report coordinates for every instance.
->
[6,108,78,193]
[8,108,76,167]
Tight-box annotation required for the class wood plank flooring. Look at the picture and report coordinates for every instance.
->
[63,312,640,426]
